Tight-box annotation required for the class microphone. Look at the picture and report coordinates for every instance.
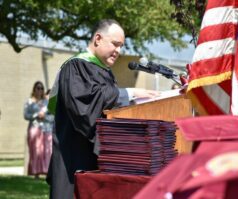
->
[128,61,155,74]
[128,57,177,79]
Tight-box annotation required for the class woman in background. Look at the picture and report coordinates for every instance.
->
[24,81,54,178]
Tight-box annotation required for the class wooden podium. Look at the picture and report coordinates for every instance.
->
[104,94,193,154]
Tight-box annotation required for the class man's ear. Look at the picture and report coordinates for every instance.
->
[94,33,102,46]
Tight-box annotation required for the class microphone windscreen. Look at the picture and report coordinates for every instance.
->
[139,57,148,66]
[128,62,137,70]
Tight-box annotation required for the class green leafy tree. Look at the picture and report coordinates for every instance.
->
[170,0,206,46]
[0,0,204,54]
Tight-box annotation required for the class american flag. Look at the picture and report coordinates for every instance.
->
[187,0,238,115]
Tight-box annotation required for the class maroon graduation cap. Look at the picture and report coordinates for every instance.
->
[175,115,238,141]
[175,115,238,153]
[134,141,238,199]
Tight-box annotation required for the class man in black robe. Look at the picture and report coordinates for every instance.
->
[47,19,159,199]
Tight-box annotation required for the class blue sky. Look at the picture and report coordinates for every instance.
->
[147,38,195,62]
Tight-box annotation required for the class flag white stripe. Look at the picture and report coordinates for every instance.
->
[192,38,236,63]
[203,84,230,114]
[201,6,238,29]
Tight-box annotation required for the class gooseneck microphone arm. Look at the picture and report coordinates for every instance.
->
[170,75,182,86]
[128,61,182,85]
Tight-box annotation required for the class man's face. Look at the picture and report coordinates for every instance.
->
[95,24,125,67]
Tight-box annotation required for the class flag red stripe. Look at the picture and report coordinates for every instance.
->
[219,79,232,95]
[192,87,225,115]
[206,0,238,10]
[198,23,237,45]
[190,54,234,81]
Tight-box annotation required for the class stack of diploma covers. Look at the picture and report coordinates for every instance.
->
[96,118,178,176]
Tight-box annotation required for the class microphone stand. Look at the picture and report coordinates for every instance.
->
[158,73,182,86]
[171,76,182,86]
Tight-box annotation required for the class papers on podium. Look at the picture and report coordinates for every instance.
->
[134,88,181,105]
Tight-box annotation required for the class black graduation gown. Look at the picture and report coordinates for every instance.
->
[47,58,129,199]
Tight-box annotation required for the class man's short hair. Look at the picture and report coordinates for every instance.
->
[90,19,122,41]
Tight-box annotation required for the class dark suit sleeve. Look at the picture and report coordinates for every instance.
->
[115,88,130,107]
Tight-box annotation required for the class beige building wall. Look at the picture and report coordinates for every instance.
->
[0,43,74,158]
[111,55,139,87]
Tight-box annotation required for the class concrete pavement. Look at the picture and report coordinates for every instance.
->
[0,167,24,175]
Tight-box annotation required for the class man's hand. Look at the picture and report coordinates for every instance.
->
[133,88,160,99]
[38,111,45,119]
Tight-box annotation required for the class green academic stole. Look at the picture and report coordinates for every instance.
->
[47,51,108,114]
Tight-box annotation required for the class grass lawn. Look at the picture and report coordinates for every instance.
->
[0,159,24,167]
[0,175,49,199]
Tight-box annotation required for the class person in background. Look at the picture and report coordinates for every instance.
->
[47,19,160,199]
[24,81,54,179]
